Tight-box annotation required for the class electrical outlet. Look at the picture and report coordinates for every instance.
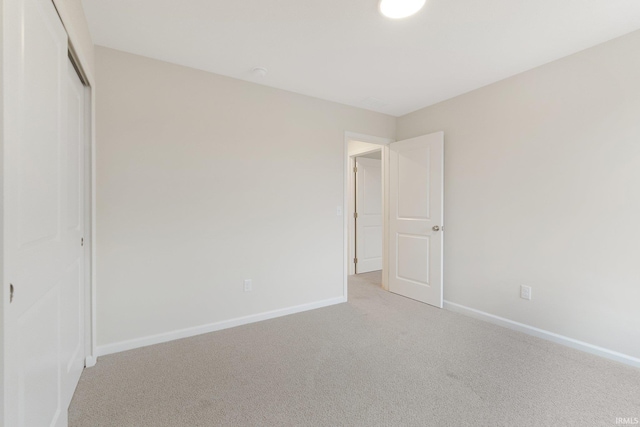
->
[520,285,532,300]
[244,279,252,292]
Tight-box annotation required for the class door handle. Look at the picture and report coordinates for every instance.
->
[432,226,440,232]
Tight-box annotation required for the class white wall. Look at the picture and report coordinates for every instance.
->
[95,47,395,350]
[397,30,640,359]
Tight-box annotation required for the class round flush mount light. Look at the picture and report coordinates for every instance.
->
[379,0,426,19]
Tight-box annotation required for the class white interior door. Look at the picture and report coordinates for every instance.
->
[4,0,86,425]
[355,157,383,273]
[388,132,444,307]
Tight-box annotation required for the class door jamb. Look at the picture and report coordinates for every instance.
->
[343,132,393,300]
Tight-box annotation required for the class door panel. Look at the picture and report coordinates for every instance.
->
[355,157,383,273]
[389,132,444,307]
[18,0,64,249]
[5,0,69,423]
[361,226,383,260]
[397,234,430,284]
[18,286,62,427]
[61,258,84,407]
[398,147,430,219]
[62,60,87,407]
[4,0,85,425]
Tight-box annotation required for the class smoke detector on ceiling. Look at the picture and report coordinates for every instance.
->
[251,67,268,78]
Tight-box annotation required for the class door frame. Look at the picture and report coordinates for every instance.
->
[343,132,393,299]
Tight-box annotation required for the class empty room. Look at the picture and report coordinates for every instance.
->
[2,0,640,426]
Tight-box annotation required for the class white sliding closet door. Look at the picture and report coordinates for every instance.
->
[62,58,88,411]
[4,0,87,425]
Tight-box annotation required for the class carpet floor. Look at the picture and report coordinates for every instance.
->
[69,272,640,426]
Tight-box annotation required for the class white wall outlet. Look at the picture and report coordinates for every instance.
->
[520,285,532,300]
[244,279,252,292]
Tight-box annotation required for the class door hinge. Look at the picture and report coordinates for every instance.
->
[354,258,358,264]
[81,237,84,247]
[353,166,357,173]
[9,283,14,303]
[354,212,358,219]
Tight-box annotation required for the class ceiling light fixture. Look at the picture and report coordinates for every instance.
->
[379,0,426,19]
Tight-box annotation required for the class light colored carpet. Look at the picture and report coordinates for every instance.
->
[70,271,640,426]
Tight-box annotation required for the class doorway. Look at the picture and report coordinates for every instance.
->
[344,133,392,295]
[343,131,445,308]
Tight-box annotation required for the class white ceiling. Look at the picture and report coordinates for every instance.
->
[82,0,640,116]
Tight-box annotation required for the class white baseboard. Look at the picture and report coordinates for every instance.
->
[97,296,347,357]
[84,355,97,368]
[443,300,640,369]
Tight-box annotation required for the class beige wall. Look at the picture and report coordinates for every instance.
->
[397,30,640,358]
[96,29,640,360]
[95,47,395,349]
[53,0,94,79]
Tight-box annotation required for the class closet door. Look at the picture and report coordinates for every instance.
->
[3,0,80,425]
[61,58,88,412]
